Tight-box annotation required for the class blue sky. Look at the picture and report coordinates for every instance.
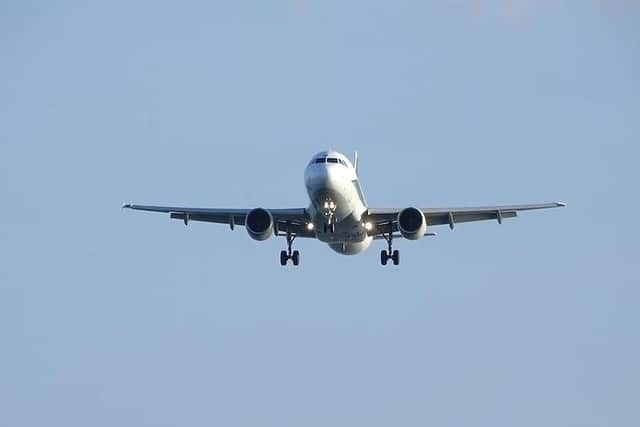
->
[1,1,638,426]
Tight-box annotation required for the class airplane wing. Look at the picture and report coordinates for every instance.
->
[366,202,566,233]
[122,204,315,237]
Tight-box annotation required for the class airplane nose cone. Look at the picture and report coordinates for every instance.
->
[305,164,341,188]
[324,165,341,183]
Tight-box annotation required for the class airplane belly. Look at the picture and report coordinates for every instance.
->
[315,218,368,243]
[328,236,373,255]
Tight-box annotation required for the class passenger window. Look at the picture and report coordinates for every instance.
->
[327,158,338,163]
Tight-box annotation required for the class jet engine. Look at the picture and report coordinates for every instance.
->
[398,207,426,240]
[245,208,274,241]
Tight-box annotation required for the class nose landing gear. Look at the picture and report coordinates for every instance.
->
[380,225,400,266]
[323,222,335,233]
[322,199,337,233]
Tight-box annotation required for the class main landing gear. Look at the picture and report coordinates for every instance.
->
[280,230,300,266]
[380,226,400,266]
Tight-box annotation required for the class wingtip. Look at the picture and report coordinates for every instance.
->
[557,202,567,207]
[122,203,132,209]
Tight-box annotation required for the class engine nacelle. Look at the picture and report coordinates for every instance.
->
[245,208,274,241]
[398,207,427,240]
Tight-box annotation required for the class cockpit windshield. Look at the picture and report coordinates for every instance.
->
[311,157,349,167]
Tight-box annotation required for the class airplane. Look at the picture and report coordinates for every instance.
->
[123,150,565,266]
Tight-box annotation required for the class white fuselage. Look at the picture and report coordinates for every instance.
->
[304,151,373,255]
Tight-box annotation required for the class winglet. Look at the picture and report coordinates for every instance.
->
[353,151,358,173]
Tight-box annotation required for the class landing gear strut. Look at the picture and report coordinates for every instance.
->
[380,224,400,266]
[323,222,335,233]
[280,230,300,266]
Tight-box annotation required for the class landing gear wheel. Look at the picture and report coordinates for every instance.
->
[292,250,300,266]
[280,250,288,266]
[392,250,400,266]
[381,250,388,266]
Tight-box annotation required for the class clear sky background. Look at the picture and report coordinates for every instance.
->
[1,1,638,426]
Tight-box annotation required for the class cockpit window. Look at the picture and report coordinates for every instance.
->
[311,157,349,166]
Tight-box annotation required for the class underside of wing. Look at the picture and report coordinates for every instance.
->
[366,202,566,235]
[122,204,315,238]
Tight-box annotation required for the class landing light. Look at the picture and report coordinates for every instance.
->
[306,223,315,231]
[364,222,373,231]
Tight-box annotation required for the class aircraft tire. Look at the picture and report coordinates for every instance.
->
[392,250,400,266]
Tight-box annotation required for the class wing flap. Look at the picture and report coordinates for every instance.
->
[169,212,246,225]
[426,210,517,226]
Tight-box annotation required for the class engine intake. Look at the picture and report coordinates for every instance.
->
[398,207,426,240]
[246,208,274,241]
